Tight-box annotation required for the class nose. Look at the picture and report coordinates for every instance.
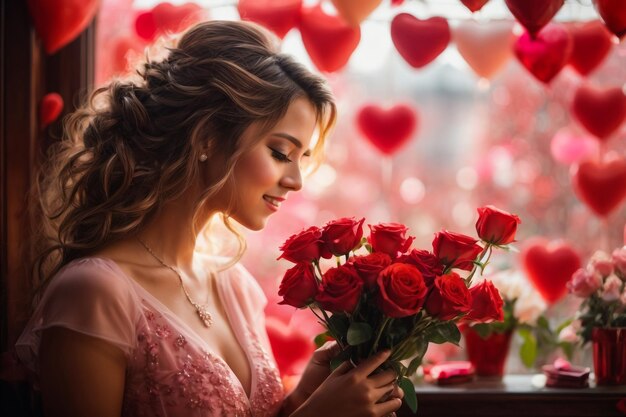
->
[280,163,303,191]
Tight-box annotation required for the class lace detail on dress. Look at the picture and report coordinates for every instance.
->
[246,330,284,417]
[123,302,251,417]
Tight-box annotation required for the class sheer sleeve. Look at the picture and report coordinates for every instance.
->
[15,258,140,373]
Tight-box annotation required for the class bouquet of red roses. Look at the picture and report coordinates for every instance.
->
[277,206,520,413]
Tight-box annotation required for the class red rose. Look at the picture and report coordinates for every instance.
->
[368,223,414,258]
[376,263,428,318]
[424,272,472,320]
[278,226,330,263]
[475,205,521,245]
[464,280,504,322]
[316,264,363,313]
[322,217,365,256]
[352,252,392,289]
[397,249,444,287]
[278,263,319,308]
[432,230,483,271]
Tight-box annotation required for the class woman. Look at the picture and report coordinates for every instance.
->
[16,20,403,417]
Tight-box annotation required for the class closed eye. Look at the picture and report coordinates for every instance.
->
[269,147,292,163]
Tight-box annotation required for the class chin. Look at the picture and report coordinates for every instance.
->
[234,216,268,232]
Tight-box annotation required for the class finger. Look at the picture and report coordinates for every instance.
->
[354,350,391,378]
[330,359,353,376]
[368,369,397,387]
[373,397,402,416]
[391,384,404,400]
[372,381,396,402]
[313,341,342,362]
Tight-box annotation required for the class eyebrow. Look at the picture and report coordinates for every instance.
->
[271,132,311,155]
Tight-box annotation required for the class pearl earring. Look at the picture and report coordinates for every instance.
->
[199,153,208,162]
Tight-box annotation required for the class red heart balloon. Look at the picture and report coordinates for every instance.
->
[265,317,315,376]
[571,84,626,141]
[391,14,450,69]
[514,24,572,84]
[39,93,64,128]
[299,5,361,72]
[152,2,203,35]
[237,0,302,39]
[331,0,382,26]
[504,0,564,37]
[453,20,515,80]
[357,103,418,155]
[521,238,581,304]
[572,154,626,217]
[27,0,100,54]
[460,0,490,13]
[567,20,614,76]
[594,0,626,39]
[135,10,158,41]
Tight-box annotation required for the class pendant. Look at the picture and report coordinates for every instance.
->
[196,305,213,328]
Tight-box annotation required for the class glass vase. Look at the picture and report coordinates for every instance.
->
[592,327,626,386]
[463,327,513,378]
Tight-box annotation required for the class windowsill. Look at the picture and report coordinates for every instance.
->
[397,374,626,417]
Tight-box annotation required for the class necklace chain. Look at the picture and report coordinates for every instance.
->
[137,238,213,328]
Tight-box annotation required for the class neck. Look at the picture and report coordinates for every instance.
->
[138,187,212,271]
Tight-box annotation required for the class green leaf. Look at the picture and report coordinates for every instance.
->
[407,355,422,377]
[427,322,461,345]
[469,323,493,339]
[518,328,537,368]
[330,347,352,371]
[328,313,350,336]
[347,322,373,346]
[314,332,331,348]
[399,377,418,414]
[559,342,574,360]
[537,316,550,331]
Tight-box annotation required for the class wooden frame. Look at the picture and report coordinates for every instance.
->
[1,1,94,415]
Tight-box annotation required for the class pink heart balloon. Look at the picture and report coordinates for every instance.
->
[299,5,361,72]
[453,20,515,80]
[514,24,572,84]
[521,237,581,305]
[40,93,64,128]
[357,103,418,155]
[567,20,614,76]
[571,84,626,142]
[550,128,599,165]
[391,14,450,69]
[572,153,626,217]
[505,0,564,37]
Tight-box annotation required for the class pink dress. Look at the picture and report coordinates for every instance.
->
[16,257,284,417]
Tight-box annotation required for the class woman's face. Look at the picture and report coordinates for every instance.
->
[217,97,318,231]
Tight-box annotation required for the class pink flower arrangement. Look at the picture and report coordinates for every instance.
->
[277,206,520,412]
[567,246,626,343]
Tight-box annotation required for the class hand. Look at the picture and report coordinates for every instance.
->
[283,341,342,413]
[293,349,403,417]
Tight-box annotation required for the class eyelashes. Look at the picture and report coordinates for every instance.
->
[269,147,292,163]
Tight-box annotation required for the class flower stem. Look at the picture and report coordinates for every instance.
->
[370,317,392,356]
[465,243,492,286]
[313,260,324,281]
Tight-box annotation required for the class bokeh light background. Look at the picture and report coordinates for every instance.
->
[96,0,626,375]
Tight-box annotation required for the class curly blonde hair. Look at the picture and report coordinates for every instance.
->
[33,20,336,292]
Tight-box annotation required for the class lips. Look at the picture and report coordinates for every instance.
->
[263,195,285,208]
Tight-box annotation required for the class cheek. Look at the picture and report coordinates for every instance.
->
[236,152,279,191]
